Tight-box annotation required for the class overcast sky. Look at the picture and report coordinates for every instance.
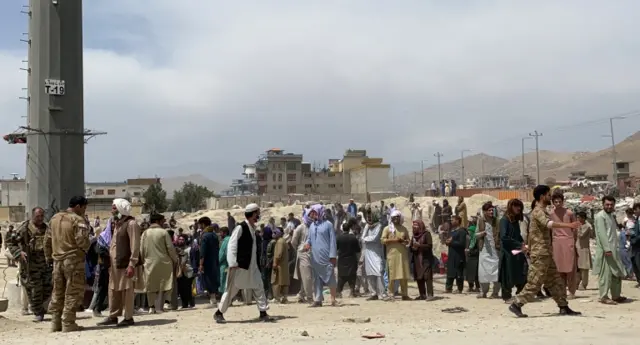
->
[1,0,639,183]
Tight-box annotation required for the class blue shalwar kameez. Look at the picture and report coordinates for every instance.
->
[306,206,337,303]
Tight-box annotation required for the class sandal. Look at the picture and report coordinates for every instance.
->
[599,298,617,305]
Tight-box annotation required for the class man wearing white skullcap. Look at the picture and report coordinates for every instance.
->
[214,203,272,323]
[96,198,142,328]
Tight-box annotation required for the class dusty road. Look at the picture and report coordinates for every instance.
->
[1,274,638,345]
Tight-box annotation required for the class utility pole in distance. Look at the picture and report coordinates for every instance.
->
[609,115,626,184]
[529,131,543,185]
[460,149,471,185]
[434,152,443,183]
[521,137,532,187]
[420,159,428,191]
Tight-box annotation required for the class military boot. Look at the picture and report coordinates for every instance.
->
[50,314,62,333]
[62,323,84,332]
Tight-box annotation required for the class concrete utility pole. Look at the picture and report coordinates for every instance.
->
[460,149,471,184]
[609,116,625,183]
[392,167,395,192]
[420,159,428,190]
[521,137,532,187]
[529,131,543,185]
[24,0,95,218]
[434,152,443,183]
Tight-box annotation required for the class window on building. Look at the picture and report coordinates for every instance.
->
[278,173,282,182]
[258,173,266,181]
[95,189,104,195]
[328,172,335,177]
[122,189,126,192]
[272,185,276,190]
[304,184,312,188]
[287,186,296,193]
[107,189,116,195]
[303,172,312,178]
[315,184,320,188]
[272,174,276,182]
[278,185,283,190]
[287,174,296,182]
[328,184,336,188]
[133,192,141,196]
[286,162,297,170]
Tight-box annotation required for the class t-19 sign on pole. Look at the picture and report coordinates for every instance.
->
[44,79,65,96]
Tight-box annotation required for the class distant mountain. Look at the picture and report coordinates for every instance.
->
[161,174,229,195]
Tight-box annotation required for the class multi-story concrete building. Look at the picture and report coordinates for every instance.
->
[227,148,391,196]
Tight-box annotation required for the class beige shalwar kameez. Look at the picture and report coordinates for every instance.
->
[456,202,468,228]
[576,222,595,289]
[381,225,411,297]
[141,224,178,309]
[108,217,143,321]
[271,237,290,300]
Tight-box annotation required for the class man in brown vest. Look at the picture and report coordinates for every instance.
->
[97,198,142,328]
[47,196,91,332]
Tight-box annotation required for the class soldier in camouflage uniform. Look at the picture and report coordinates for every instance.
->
[508,185,582,318]
[47,196,91,332]
[7,207,53,322]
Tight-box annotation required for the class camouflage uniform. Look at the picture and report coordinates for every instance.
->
[47,211,91,332]
[6,221,53,318]
[514,205,568,307]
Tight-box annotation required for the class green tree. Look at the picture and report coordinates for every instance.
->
[143,183,169,213]
[169,182,214,212]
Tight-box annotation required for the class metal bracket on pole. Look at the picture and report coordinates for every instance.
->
[4,126,108,145]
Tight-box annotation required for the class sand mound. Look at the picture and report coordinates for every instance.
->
[176,194,508,232]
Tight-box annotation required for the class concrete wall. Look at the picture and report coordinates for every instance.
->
[207,192,399,210]
[349,167,391,194]
[454,188,534,202]
[0,180,28,206]
[0,206,27,222]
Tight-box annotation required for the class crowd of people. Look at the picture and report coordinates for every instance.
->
[4,185,640,332]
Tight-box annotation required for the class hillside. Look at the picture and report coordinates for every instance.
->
[396,131,640,188]
[161,174,228,195]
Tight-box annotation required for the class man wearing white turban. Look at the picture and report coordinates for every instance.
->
[214,203,271,323]
[97,198,143,328]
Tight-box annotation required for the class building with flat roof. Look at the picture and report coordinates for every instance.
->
[0,176,160,207]
[226,148,391,195]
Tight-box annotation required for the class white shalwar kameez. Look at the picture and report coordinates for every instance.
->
[217,221,268,313]
[362,222,387,298]
[478,221,500,296]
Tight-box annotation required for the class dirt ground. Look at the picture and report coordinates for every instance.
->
[1,272,638,345]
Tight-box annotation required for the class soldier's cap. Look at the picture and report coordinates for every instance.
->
[69,196,89,208]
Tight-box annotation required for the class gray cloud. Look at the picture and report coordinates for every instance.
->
[1,0,639,182]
